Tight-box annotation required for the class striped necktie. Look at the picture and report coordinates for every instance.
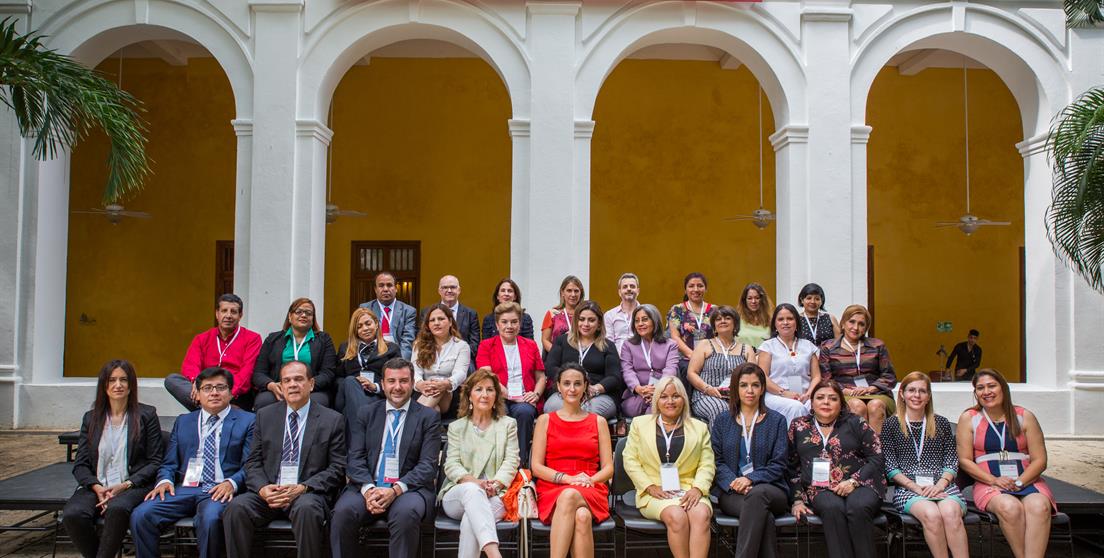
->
[201,414,219,490]
[282,410,300,463]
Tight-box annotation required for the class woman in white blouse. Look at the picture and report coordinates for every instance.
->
[413,303,472,414]
[756,303,820,425]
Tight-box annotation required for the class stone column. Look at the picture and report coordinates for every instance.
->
[231,119,253,302]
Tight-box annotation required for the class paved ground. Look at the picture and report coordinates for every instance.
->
[2,430,1102,557]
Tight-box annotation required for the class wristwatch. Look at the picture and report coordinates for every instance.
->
[1014,479,1024,488]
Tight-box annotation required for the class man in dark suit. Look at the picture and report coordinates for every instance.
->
[222,361,346,558]
[360,271,418,360]
[421,274,480,369]
[330,358,441,558]
[131,367,255,558]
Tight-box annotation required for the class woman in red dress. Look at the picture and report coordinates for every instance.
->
[532,363,614,558]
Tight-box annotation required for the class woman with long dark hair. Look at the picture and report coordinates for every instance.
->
[413,303,470,415]
[63,360,163,558]
[252,297,338,409]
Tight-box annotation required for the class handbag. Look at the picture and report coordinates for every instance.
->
[503,468,538,521]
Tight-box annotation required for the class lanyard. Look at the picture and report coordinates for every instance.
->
[104,414,128,465]
[909,419,927,462]
[685,301,707,330]
[841,338,862,371]
[562,310,573,334]
[814,419,835,455]
[739,410,759,462]
[380,305,393,329]
[718,339,738,369]
[292,335,309,361]
[578,342,593,363]
[356,341,371,369]
[216,327,241,366]
[285,410,304,456]
[659,419,681,463]
[385,409,405,446]
[197,412,222,457]
[803,312,818,339]
[641,340,654,371]
[981,409,1009,460]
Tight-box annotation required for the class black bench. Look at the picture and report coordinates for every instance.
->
[0,461,78,555]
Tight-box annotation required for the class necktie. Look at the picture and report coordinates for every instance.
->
[201,414,219,490]
[376,409,404,487]
[382,306,392,335]
[282,410,300,464]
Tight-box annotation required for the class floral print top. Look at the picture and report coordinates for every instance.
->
[787,413,885,504]
[666,302,715,353]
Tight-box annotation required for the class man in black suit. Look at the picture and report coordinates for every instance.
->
[330,357,441,558]
[222,361,346,558]
[421,274,480,368]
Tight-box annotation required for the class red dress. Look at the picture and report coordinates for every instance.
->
[535,412,611,524]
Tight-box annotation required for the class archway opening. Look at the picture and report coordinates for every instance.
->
[867,49,1025,381]
[65,38,237,378]
[590,44,777,312]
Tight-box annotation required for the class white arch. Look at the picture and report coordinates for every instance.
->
[299,0,530,120]
[851,3,1069,139]
[575,2,806,128]
[39,0,254,118]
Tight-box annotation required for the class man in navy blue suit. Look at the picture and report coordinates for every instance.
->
[130,367,255,558]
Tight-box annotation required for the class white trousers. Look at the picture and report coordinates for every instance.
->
[764,392,810,425]
[441,482,507,558]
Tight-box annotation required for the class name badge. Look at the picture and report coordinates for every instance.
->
[106,470,123,487]
[998,461,1019,479]
[182,458,203,487]
[359,371,375,384]
[853,377,870,388]
[383,456,400,484]
[279,461,299,486]
[507,375,524,400]
[915,475,935,487]
[812,458,831,487]
[660,463,681,493]
[740,461,754,476]
[648,375,660,386]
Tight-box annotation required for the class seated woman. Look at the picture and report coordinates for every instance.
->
[541,275,584,352]
[481,278,536,341]
[335,307,400,413]
[686,306,755,428]
[958,369,1056,558]
[439,370,520,558]
[711,363,790,558]
[818,304,896,433]
[757,303,820,425]
[796,283,840,347]
[64,360,163,558]
[882,371,968,558]
[666,272,715,367]
[620,304,680,418]
[735,283,773,349]
[622,376,715,558]
[790,381,885,558]
[252,297,337,409]
[544,300,622,419]
[532,365,613,558]
[476,302,546,468]
[413,304,471,415]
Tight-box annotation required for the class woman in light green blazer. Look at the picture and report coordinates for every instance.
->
[439,369,521,558]
[623,376,716,558]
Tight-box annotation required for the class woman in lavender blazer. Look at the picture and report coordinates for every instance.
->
[620,304,681,418]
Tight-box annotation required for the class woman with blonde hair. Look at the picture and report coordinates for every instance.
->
[622,375,715,558]
[335,307,400,413]
[818,304,896,433]
[541,275,585,352]
[413,303,470,414]
[881,371,968,558]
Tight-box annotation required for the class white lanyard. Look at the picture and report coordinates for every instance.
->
[685,301,706,330]
[563,310,572,334]
[641,340,654,371]
[356,341,370,369]
[292,335,309,361]
[803,313,818,338]
[285,411,303,454]
[380,305,393,330]
[909,419,927,462]
[215,327,241,366]
[718,339,738,369]
[841,338,862,371]
[197,412,222,458]
[659,419,681,463]
[578,342,593,363]
[814,420,835,455]
[104,415,128,468]
[385,409,405,447]
[981,409,1009,459]
[739,410,759,461]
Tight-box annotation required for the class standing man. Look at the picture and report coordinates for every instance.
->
[603,273,641,353]
[422,275,480,368]
[131,367,255,558]
[946,329,983,381]
[330,358,441,558]
[360,272,417,360]
[222,361,346,558]
[167,294,262,410]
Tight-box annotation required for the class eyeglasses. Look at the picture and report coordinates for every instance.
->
[293,309,314,317]
[199,384,230,393]
[904,387,930,395]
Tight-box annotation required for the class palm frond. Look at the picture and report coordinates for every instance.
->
[1066,0,1104,27]
[0,17,148,203]
[1046,87,1104,292]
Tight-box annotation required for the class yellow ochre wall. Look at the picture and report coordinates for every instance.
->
[65,57,236,377]
[867,67,1024,381]
[591,60,778,314]
[323,58,513,327]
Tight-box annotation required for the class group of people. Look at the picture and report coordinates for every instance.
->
[62,271,1057,558]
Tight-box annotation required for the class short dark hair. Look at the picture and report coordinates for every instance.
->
[195,366,234,390]
[710,305,741,335]
[382,357,415,380]
[280,360,312,380]
[216,293,243,312]
[969,329,980,337]
[797,283,826,309]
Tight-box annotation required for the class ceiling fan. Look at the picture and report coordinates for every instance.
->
[73,204,151,224]
[936,56,1010,236]
[324,99,367,225]
[725,84,775,230]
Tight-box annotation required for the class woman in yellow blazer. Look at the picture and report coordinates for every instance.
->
[439,369,521,558]
[622,375,716,558]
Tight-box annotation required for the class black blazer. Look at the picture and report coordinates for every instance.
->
[543,334,623,398]
[243,402,346,500]
[252,330,338,393]
[72,403,163,489]
[348,399,441,508]
[335,340,401,379]
[420,303,480,368]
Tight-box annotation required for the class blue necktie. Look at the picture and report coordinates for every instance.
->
[376,410,403,487]
[201,414,219,490]
[282,410,300,463]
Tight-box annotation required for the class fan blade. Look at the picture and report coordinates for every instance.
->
[724,216,756,221]
[975,221,1011,226]
[935,222,960,227]
[336,209,367,217]
[119,211,152,219]
[72,209,108,214]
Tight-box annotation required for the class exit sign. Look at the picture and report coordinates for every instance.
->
[936,321,953,333]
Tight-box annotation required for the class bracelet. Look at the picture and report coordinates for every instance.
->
[553,472,564,484]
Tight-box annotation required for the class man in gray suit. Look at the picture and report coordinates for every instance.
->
[360,272,417,359]
[222,361,346,558]
[420,274,480,369]
[329,358,441,558]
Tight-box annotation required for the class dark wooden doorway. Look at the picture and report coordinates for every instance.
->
[867,245,875,337]
[215,240,234,300]
[350,241,421,315]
